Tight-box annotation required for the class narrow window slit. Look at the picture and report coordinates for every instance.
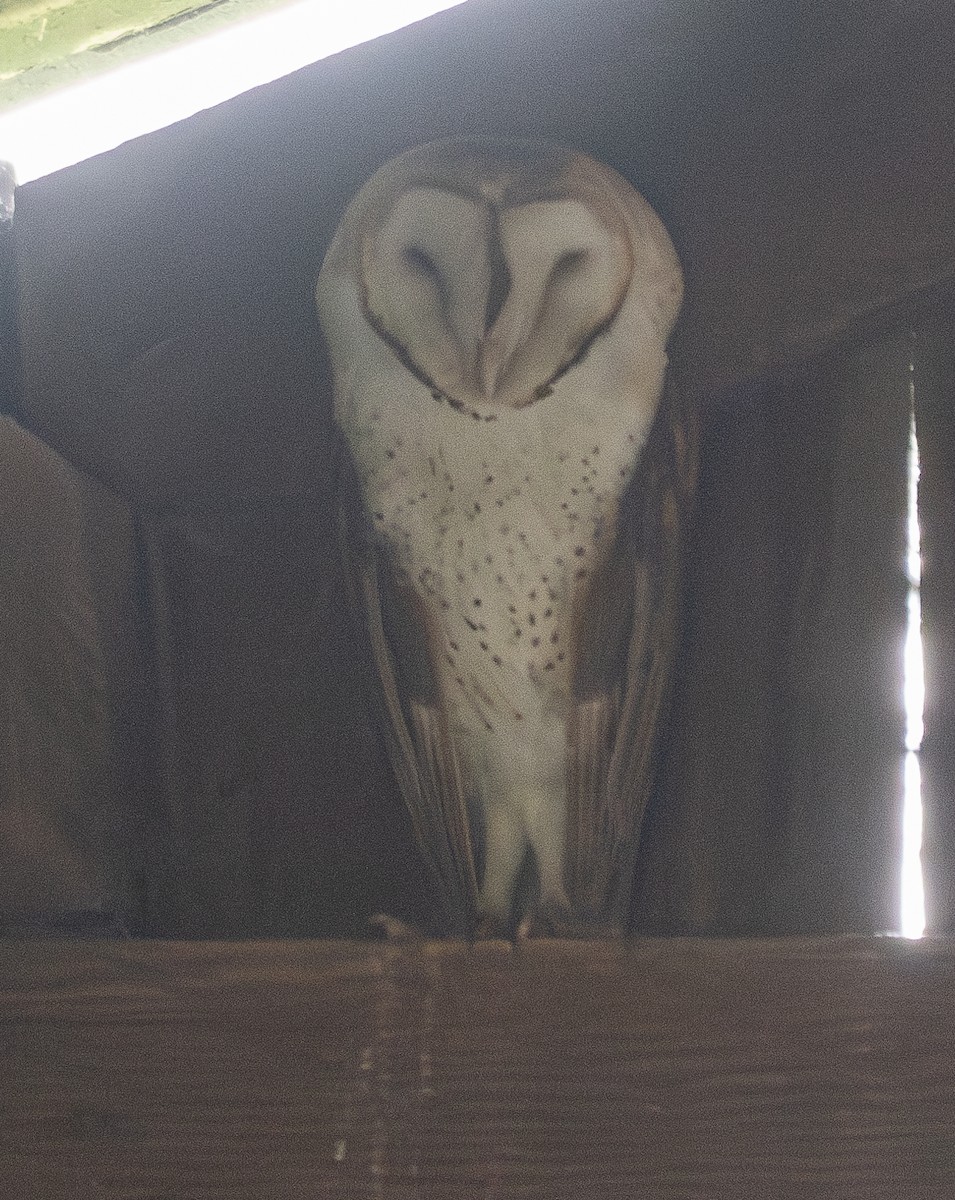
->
[901,360,925,938]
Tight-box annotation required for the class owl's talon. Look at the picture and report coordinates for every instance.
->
[369,913,424,942]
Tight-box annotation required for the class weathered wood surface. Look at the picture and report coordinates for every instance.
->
[0,418,145,934]
[914,316,955,935]
[136,492,429,938]
[635,336,910,936]
[1,937,953,1198]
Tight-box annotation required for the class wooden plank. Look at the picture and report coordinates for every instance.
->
[135,491,430,939]
[1,937,953,1198]
[0,417,145,934]
[638,336,910,935]
[913,319,955,934]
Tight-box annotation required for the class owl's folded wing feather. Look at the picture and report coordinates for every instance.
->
[566,380,698,928]
[337,444,479,934]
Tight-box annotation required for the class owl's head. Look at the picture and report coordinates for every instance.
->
[317,140,682,415]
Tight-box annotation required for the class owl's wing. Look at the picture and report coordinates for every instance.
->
[336,444,479,935]
[565,378,698,928]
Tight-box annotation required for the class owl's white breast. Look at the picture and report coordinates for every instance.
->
[326,266,668,803]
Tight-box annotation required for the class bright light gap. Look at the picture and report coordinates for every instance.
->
[0,0,467,185]
[901,359,926,939]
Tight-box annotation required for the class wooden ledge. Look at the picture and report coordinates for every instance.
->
[2,937,953,1197]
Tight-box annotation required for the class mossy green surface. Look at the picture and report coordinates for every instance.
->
[0,0,292,109]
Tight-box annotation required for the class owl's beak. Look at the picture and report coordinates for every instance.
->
[479,306,531,403]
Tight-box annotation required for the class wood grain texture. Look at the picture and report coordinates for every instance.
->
[0,418,145,933]
[636,336,910,935]
[1,936,954,1198]
[134,492,430,939]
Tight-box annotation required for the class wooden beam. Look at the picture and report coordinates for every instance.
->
[2,937,952,1198]
[637,335,910,935]
[0,419,145,935]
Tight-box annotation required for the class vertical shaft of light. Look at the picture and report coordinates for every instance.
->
[901,362,926,937]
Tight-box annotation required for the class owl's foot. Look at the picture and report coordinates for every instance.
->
[368,913,425,942]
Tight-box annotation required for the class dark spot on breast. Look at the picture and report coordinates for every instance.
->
[575,568,587,580]
[473,598,482,607]
[493,655,502,665]
[544,661,555,670]
[574,546,586,557]
[550,630,559,643]
[528,614,536,626]
[465,618,479,631]
[531,637,541,647]
[480,641,488,651]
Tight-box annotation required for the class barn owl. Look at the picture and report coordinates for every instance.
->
[317,140,695,937]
